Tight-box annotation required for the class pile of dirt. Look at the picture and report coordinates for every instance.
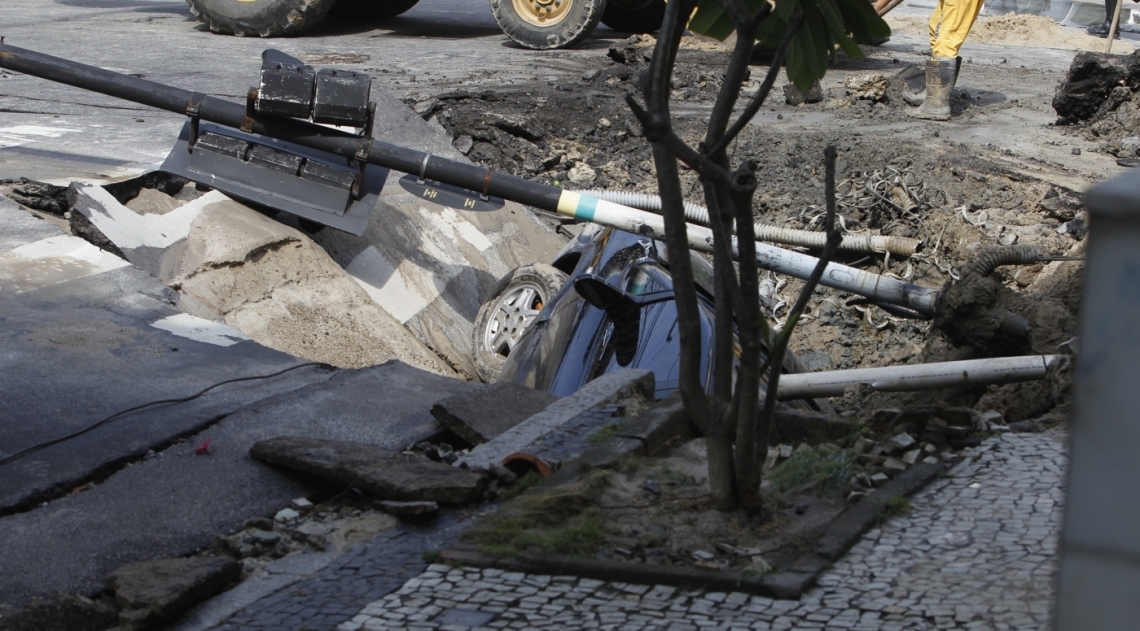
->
[886,13,1135,52]
[1054,49,1140,157]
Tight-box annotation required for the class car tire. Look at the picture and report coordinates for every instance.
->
[600,0,664,33]
[472,264,568,383]
[186,0,338,36]
[328,0,421,20]
[489,0,605,49]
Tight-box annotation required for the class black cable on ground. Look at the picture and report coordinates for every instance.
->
[0,362,333,467]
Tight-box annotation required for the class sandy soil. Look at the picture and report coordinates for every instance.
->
[886,13,1136,52]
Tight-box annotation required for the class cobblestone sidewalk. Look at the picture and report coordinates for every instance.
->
[338,432,1066,631]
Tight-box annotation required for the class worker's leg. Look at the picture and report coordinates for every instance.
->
[928,0,943,51]
[930,0,984,58]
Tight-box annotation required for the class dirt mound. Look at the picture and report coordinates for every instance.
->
[1054,49,1140,156]
[886,13,1135,52]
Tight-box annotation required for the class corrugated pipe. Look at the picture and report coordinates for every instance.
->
[573,189,922,257]
[964,244,1042,277]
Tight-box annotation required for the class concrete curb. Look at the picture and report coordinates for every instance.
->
[442,461,944,599]
[456,369,654,470]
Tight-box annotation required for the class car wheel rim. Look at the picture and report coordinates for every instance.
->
[483,282,545,358]
[511,0,572,27]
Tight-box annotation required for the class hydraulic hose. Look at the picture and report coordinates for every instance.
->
[963,245,1043,278]
[573,189,922,257]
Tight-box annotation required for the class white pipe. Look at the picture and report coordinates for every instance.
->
[556,191,940,316]
[574,189,921,257]
[776,355,1060,399]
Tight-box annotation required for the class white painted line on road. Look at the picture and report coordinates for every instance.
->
[346,246,435,324]
[150,313,250,347]
[75,184,229,250]
[0,125,82,149]
[0,234,129,294]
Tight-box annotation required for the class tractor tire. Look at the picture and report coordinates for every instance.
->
[490,0,605,49]
[600,0,664,33]
[471,264,567,383]
[328,0,421,20]
[186,0,338,37]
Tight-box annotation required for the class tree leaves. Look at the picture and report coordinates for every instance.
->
[688,0,890,91]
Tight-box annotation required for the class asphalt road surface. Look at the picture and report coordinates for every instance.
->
[0,0,629,182]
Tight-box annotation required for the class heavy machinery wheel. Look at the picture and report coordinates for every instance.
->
[328,0,421,20]
[472,264,567,383]
[185,0,338,37]
[600,0,663,33]
[490,0,605,49]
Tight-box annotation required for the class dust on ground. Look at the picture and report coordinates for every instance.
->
[886,13,1136,53]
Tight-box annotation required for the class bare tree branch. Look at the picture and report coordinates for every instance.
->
[754,146,843,484]
[708,14,805,158]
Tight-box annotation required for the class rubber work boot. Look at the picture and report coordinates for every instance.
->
[909,58,957,121]
[902,57,961,106]
[1087,21,1121,38]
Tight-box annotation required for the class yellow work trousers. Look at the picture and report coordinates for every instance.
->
[927,0,983,58]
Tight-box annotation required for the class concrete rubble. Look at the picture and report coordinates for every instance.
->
[71,182,453,373]
[104,557,240,631]
[250,436,489,504]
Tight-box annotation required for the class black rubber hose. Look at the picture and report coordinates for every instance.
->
[963,244,1041,278]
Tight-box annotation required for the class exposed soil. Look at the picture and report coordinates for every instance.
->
[413,35,1087,428]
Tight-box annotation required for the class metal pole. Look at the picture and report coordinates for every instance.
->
[0,42,941,316]
[776,354,1059,399]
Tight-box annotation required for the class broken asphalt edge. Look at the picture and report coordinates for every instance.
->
[441,459,943,600]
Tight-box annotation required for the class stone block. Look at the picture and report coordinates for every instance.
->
[105,556,240,631]
[614,390,695,456]
[431,383,560,445]
[250,436,488,504]
[457,369,654,470]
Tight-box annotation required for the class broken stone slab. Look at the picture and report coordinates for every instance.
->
[456,369,654,470]
[250,436,488,504]
[882,458,908,475]
[104,556,240,631]
[771,408,853,445]
[575,390,697,472]
[889,433,916,451]
[170,198,453,374]
[0,593,118,631]
[502,403,627,476]
[70,182,227,279]
[431,382,561,445]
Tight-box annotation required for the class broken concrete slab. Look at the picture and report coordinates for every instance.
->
[105,557,240,631]
[312,86,566,378]
[457,369,655,470]
[0,259,334,514]
[431,382,561,445]
[0,193,63,251]
[0,360,479,608]
[0,593,117,631]
[69,182,227,279]
[251,436,488,504]
[168,196,454,374]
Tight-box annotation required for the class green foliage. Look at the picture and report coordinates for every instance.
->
[688,0,890,90]
[465,479,609,557]
[768,448,858,497]
[589,421,628,444]
[422,550,441,563]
